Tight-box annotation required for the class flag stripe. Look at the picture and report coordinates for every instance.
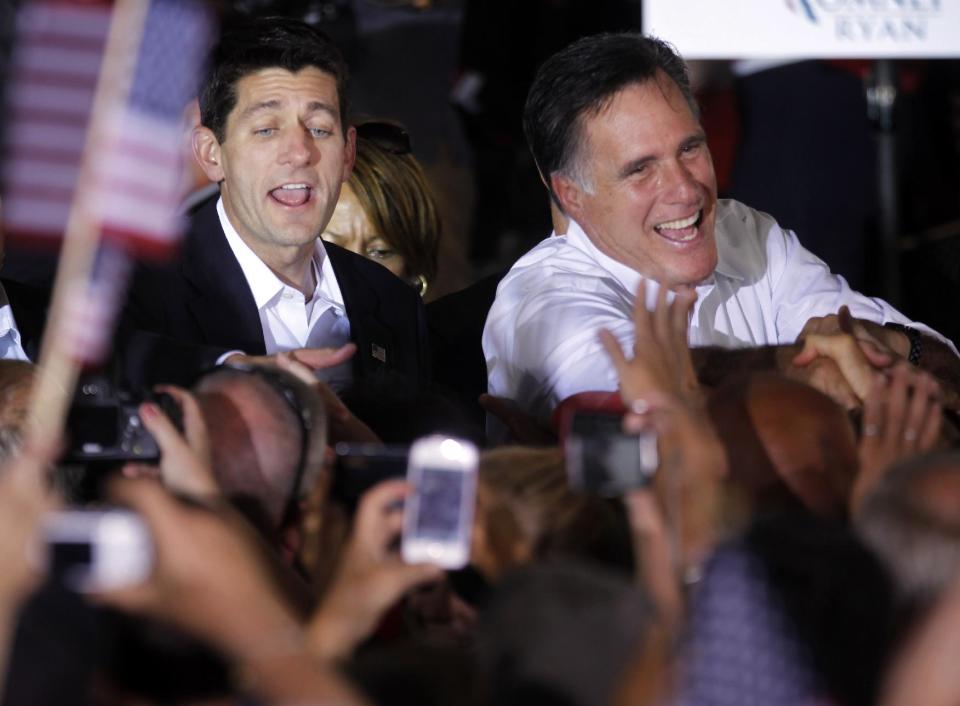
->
[1,0,112,240]
[14,68,100,89]
[2,0,213,365]
[7,122,89,153]
[4,160,81,190]
[7,107,92,129]
[88,0,213,260]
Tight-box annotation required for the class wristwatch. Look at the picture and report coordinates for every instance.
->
[884,322,923,365]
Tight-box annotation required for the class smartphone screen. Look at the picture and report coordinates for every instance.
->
[414,467,465,541]
[566,411,658,495]
[402,436,478,569]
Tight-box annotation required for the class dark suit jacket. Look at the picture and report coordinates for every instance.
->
[426,271,503,428]
[118,199,429,388]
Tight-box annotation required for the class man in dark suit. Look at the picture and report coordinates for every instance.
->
[120,17,427,388]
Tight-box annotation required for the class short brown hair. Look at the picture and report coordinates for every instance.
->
[348,123,442,286]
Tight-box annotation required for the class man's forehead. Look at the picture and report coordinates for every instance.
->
[576,75,701,160]
[232,66,340,116]
[592,73,695,125]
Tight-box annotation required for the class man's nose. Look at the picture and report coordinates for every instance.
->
[279,126,316,165]
[660,161,699,203]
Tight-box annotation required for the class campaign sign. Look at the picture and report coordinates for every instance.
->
[643,1,960,58]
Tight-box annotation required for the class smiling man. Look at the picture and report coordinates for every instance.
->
[483,33,958,425]
[121,18,427,389]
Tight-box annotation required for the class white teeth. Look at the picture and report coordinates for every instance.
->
[656,211,699,231]
[280,183,309,190]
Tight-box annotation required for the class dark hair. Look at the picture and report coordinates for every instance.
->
[523,32,696,201]
[199,16,350,143]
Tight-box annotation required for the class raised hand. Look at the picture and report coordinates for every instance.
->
[852,363,943,513]
[307,479,443,660]
[94,478,367,705]
[122,386,220,500]
[600,280,725,631]
[598,279,699,416]
[273,351,380,444]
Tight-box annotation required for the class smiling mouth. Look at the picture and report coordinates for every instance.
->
[269,183,313,207]
[654,210,703,242]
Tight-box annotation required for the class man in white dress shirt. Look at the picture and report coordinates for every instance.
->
[483,33,959,424]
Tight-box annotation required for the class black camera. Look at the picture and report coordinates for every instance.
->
[63,373,182,465]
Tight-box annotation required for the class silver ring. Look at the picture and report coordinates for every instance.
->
[863,424,879,437]
[630,399,650,415]
[904,429,918,442]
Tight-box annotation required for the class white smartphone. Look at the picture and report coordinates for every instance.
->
[401,435,478,570]
[39,510,153,593]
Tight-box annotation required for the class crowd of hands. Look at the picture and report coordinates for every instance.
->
[0,286,959,705]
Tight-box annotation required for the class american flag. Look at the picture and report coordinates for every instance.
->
[2,0,213,364]
[0,0,112,243]
[89,0,212,260]
[1,0,212,259]
[62,240,133,363]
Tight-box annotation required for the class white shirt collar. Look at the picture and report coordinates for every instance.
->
[563,219,646,294]
[713,202,747,282]
[216,197,345,312]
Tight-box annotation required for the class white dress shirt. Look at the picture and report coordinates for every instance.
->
[483,199,949,424]
[0,283,28,362]
[217,198,353,390]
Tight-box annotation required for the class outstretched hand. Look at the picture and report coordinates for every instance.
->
[94,478,369,704]
[598,279,699,419]
[226,343,357,373]
[789,306,908,410]
[93,478,298,658]
[273,352,380,444]
[852,363,943,513]
[600,280,725,630]
[308,479,443,660]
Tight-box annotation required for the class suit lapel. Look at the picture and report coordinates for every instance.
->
[181,199,266,355]
[325,242,395,377]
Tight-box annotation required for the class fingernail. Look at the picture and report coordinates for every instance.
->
[141,403,158,418]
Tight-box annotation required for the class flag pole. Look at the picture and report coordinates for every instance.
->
[26,0,151,450]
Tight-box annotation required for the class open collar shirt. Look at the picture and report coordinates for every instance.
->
[483,199,948,424]
[217,198,352,389]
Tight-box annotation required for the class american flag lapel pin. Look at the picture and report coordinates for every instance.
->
[372,343,387,363]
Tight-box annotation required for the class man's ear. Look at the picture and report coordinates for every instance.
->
[192,125,225,183]
[550,172,585,222]
[341,125,357,181]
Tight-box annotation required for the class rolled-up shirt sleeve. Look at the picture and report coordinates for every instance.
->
[484,271,635,424]
[767,222,956,353]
